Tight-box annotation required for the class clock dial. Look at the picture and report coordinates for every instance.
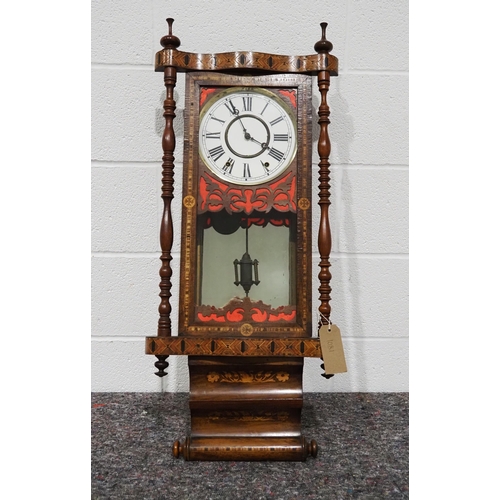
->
[199,87,297,185]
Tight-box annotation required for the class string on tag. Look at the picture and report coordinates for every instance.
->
[319,312,332,331]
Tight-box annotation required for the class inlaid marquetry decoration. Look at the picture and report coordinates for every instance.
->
[146,336,322,357]
[207,370,290,383]
[207,411,290,422]
[155,49,337,75]
[240,323,254,336]
[183,195,196,208]
[298,197,311,210]
[146,18,337,461]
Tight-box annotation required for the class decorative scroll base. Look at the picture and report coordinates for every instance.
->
[172,356,318,461]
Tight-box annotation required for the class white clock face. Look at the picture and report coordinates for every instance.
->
[199,87,297,185]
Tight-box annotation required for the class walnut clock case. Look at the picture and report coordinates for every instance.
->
[145,19,338,461]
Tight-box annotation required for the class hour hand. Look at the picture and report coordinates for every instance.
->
[249,136,270,150]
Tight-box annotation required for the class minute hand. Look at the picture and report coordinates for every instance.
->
[236,114,252,139]
[226,101,250,137]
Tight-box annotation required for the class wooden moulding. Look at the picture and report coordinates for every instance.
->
[155,48,338,75]
[172,436,318,462]
[173,436,317,461]
[145,336,323,358]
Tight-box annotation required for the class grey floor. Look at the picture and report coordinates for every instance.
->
[91,392,408,499]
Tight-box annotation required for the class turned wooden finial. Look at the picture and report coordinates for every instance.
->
[172,440,184,459]
[154,355,169,377]
[160,18,181,48]
[309,439,318,458]
[320,360,334,379]
[314,22,333,54]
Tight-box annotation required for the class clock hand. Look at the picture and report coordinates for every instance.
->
[226,100,252,138]
[238,118,255,141]
[226,100,239,116]
[248,136,270,150]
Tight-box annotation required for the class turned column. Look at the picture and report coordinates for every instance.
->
[315,23,334,379]
[315,23,333,324]
[155,18,180,377]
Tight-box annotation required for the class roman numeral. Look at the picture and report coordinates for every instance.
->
[242,96,252,111]
[210,115,225,124]
[222,158,234,174]
[209,145,225,162]
[268,148,284,162]
[205,132,221,139]
[270,116,284,126]
[273,134,289,142]
[260,101,270,115]
[243,163,251,178]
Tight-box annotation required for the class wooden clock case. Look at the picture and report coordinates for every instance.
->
[145,19,338,461]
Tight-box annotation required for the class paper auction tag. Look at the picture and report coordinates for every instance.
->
[318,324,347,375]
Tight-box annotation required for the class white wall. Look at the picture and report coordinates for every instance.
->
[91,0,408,392]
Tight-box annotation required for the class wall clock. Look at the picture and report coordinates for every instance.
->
[145,18,338,461]
[198,87,297,185]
